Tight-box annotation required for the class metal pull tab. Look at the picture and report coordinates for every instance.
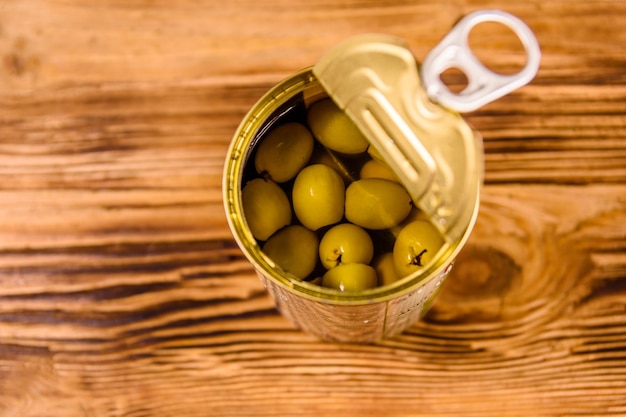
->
[421,9,541,112]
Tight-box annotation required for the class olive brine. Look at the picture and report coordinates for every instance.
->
[242,97,444,292]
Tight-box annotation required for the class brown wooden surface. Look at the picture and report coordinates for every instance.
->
[1,0,625,416]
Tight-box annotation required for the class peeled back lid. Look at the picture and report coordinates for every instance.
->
[312,10,540,243]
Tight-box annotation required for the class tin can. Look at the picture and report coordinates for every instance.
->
[223,10,540,343]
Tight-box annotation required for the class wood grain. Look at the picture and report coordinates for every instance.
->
[1,0,625,416]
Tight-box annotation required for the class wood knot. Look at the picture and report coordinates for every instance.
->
[429,244,522,321]
[450,245,521,299]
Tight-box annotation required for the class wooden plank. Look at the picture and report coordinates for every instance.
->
[0,0,625,416]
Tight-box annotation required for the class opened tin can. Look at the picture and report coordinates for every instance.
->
[223,10,540,343]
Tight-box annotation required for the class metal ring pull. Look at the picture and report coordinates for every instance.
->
[421,9,541,113]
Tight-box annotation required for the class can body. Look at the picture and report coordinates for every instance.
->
[223,68,480,343]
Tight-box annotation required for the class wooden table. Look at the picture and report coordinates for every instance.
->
[1,1,625,416]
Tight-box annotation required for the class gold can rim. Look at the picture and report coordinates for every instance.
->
[223,67,481,305]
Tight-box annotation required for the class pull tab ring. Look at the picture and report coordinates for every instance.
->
[421,9,541,113]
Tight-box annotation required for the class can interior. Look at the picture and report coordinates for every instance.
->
[225,68,464,304]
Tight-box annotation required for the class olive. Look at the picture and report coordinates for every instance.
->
[307,98,369,154]
[262,225,319,280]
[255,122,314,183]
[292,164,345,231]
[345,178,412,230]
[242,178,291,241]
[321,263,378,292]
[319,223,374,269]
[393,220,445,278]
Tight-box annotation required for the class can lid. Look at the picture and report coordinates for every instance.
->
[313,10,540,242]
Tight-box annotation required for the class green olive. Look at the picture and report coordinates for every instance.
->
[292,164,345,231]
[359,159,400,183]
[321,263,378,292]
[373,252,401,286]
[393,220,445,278]
[307,98,369,154]
[262,225,319,280]
[254,122,314,183]
[242,178,291,241]
[345,178,412,230]
[319,223,374,269]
